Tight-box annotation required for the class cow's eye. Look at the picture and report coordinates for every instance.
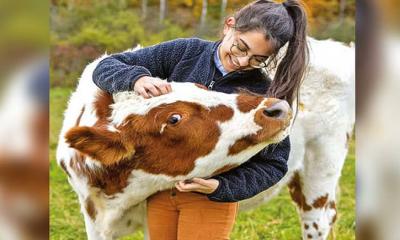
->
[168,114,182,125]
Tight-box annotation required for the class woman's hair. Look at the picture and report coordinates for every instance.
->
[233,0,309,105]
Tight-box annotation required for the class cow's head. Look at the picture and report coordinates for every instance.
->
[65,82,292,177]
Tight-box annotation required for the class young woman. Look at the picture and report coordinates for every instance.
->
[93,0,308,239]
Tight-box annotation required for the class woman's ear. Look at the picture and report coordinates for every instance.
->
[223,17,236,35]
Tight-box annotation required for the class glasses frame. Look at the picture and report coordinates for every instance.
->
[229,32,269,69]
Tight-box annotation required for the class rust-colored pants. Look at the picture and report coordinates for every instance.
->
[147,189,238,240]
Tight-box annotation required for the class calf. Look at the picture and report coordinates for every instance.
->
[240,37,355,239]
[56,55,292,239]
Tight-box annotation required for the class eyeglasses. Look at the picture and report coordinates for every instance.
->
[229,36,269,69]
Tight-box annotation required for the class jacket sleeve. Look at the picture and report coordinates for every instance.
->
[92,38,191,93]
[206,136,290,202]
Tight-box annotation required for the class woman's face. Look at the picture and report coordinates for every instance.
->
[220,17,273,73]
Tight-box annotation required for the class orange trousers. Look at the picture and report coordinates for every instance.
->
[147,189,238,240]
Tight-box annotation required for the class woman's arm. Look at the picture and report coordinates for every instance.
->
[206,136,290,202]
[92,38,191,93]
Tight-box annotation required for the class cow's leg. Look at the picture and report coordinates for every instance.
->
[288,132,350,240]
[82,212,109,240]
[79,196,114,240]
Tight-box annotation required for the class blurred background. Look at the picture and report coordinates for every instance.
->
[357,0,400,240]
[50,0,355,88]
[0,1,49,240]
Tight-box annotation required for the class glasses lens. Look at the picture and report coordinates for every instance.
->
[231,44,247,57]
[249,56,268,68]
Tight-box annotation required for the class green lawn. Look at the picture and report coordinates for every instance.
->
[50,87,355,239]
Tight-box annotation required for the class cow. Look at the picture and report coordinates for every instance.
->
[56,37,354,240]
[56,52,292,239]
[239,37,355,240]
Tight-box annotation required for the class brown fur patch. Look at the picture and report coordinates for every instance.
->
[288,172,312,211]
[211,164,240,176]
[67,91,133,166]
[313,222,319,230]
[94,91,113,121]
[236,94,264,113]
[312,194,329,208]
[75,106,85,127]
[307,234,312,239]
[68,101,223,195]
[346,131,352,148]
[59,160,71,178]
[194,83,208,90]
[70,152,138,195]
[331,213,337,225]
[208,105,234,122]
[228,135,257,155]
[85,197,97,220]
[304,224,309,229]
[329,201,337,225]
[124,101,221,176]
[65,126,134,166]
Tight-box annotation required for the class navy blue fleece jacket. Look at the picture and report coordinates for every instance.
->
[92,38,290,202]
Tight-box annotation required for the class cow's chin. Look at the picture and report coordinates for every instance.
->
[259,125,291,145]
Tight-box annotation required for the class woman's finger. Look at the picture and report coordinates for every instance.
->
[192,178,209,186]
[176,181,193,192]
[165,83,172,93]
[136,88,150,99]
[144,83,161,97]
[153,82,171,95]
[180,181,203,191]
[175,182,183,191]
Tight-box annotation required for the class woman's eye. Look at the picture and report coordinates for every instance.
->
[167,114,182,125]
[237,45,246,52]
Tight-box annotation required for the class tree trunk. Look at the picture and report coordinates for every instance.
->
[200,0,208,30]
[160,0,166,23]
[339,0,346,24]
[220,0,228,23]
[142,0,147,19]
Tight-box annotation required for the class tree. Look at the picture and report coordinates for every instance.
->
[200,0,208,30]
[220,0,228,23]
[142,0,147,19]
[339,0,346,24]
[160,0,166,23]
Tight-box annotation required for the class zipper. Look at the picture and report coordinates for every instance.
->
[208,80,216,89]
[208,71,242,90]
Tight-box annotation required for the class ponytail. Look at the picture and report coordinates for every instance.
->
[268,0,309,105]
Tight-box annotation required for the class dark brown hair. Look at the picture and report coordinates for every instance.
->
[233,0,309,105]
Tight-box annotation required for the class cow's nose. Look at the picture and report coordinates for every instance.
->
[263,100,290,119]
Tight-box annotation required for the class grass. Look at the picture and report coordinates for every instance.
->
[50,87,355,239]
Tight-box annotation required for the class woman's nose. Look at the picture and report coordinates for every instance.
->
[236,56,250,67]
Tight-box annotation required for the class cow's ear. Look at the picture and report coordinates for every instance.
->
[65,126,135,166]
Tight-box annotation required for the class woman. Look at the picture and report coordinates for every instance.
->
[93,0,308,239]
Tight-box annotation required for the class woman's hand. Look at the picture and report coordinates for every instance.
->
[175,178,219,194]
[133,76,172,98]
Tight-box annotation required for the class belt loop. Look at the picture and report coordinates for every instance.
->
[170,188,177,197]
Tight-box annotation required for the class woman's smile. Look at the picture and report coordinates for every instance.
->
[226,54,240,71]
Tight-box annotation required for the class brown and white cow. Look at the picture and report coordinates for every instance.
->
[56,53,292,239]
[57,37,354,240]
